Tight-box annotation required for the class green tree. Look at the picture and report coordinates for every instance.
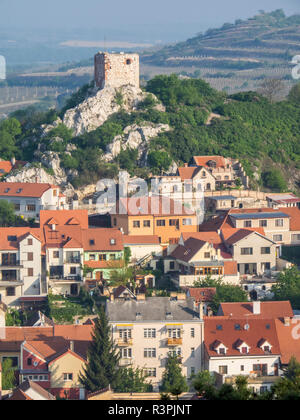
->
[192,370,217,399]
[272,357,300,400]
[262,168,287,192]
[2,358,17,390]
[271,267,300,309]
[124,247,132,266]
[79,306,120,392]
[161,355,188,399]
[0,200,17,227]
[114,367,151,393]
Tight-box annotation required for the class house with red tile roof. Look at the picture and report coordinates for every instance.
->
[204,316,281,383]
[0,182,67,220]
[163,236,240,287]
[20,337,88,400]
[0,159,27,177]
[186,287,216,315]
[217,301,293,319]
[0,228,44,306]
[4,379,56,400]
[122,235,162,263]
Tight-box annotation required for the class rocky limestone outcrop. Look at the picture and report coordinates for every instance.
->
[63,85,147,136]
[104,122,171,166]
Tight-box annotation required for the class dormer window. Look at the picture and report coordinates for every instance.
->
[259,339,272,353]
[16,188,23,194]
[236,340,250,354]
[241,347,248,354]
[213,341,228,355]
[89,239,95,246]
[4,188,10,193]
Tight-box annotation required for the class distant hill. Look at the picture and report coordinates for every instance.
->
[142,10,300,70]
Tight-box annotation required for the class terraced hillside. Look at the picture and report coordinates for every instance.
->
[142,10,300,71]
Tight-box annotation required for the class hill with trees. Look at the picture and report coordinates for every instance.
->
[1,74,300,195]
[142,10,300,71]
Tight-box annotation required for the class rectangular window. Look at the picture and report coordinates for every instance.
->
[219,366,228,375]
[6,287,15,296]
[99,254,107,261]
[182,219,192,226]
[170,261,175,270]
[144,348,156,358]
[144,329,156,338]
[143,220,151,228]
[275,219,284,227]
[144,368,156,377]
[292,234,300,242]
[273,235,283,242]
[53,251,59,259]
[63,373,73,381]
[261,247,271,254]
[28,268,34,277]
[27,239,33,246]
[204,252,211,259]
[27,252,33,261]
[121,348,132,358]
[70,267,77,275]
[191,328,195,338]
[241,248,253,255]
[26,204,36,212]
[133,221,140,228]
[168,328,181,338]
[259,220,267,227]
[169,219,179,227]
[156,220,166,227]
[89,254,96,261]
[191,348,195,358]
[244,220,252,228]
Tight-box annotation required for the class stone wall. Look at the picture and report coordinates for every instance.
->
[94,52,139,90]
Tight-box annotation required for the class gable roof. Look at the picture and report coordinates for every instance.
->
[170,237,206,263]
[204,317,281,357]
[187,287,217,303]
[177,166,202,180]
[0,182,55,198]
[7,380,55,400]
[193,156,227,168]
[218,301,293,319]
[0,227,42,250]
[39,210,89,229]
[275,319,300,364]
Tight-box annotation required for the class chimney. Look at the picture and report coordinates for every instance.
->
[284,317,290,327]
[199,302,204,319]
[253,301,261,315]
[70,341,74,352]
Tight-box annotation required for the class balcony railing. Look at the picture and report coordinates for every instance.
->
[119,358,134,367]
[0,261,22,267]
[167,338,183,346]
[117,338,133,347]
[49,275,82,283]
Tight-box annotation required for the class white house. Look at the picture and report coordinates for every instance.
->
[0,182,67,220]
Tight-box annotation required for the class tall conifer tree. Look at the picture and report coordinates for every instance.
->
[79,306,120,392]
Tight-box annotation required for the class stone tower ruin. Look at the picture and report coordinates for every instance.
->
[94,52,140,90]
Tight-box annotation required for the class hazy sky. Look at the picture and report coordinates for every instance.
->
[0,0,299,42]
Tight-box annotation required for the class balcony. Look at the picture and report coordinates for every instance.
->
[117,338,133,347]
[0,279,23,287]
[49,275,83,284]
[119,358,134,367]
[0,260,23,269]
[167,338,183,346]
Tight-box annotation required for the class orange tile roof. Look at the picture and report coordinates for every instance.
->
[224,260,238,275]
[0,327,54,351]
[177,166,200,180]
[218,301,293,319]
[278,207,300,231]
[0,160,27,175]
[0,227,43,250]
[24,338,89,362]
[123,235,160,245]
[275,319,300,364]
[204,317,281,357]
[187,287,217,303]
[0,182,55,198]
[82,228,123,251]
[43,225,83,249]
[193,156,227,168]
[40,210,89,229]
[222,228,267,245]
[181,231,223,244]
